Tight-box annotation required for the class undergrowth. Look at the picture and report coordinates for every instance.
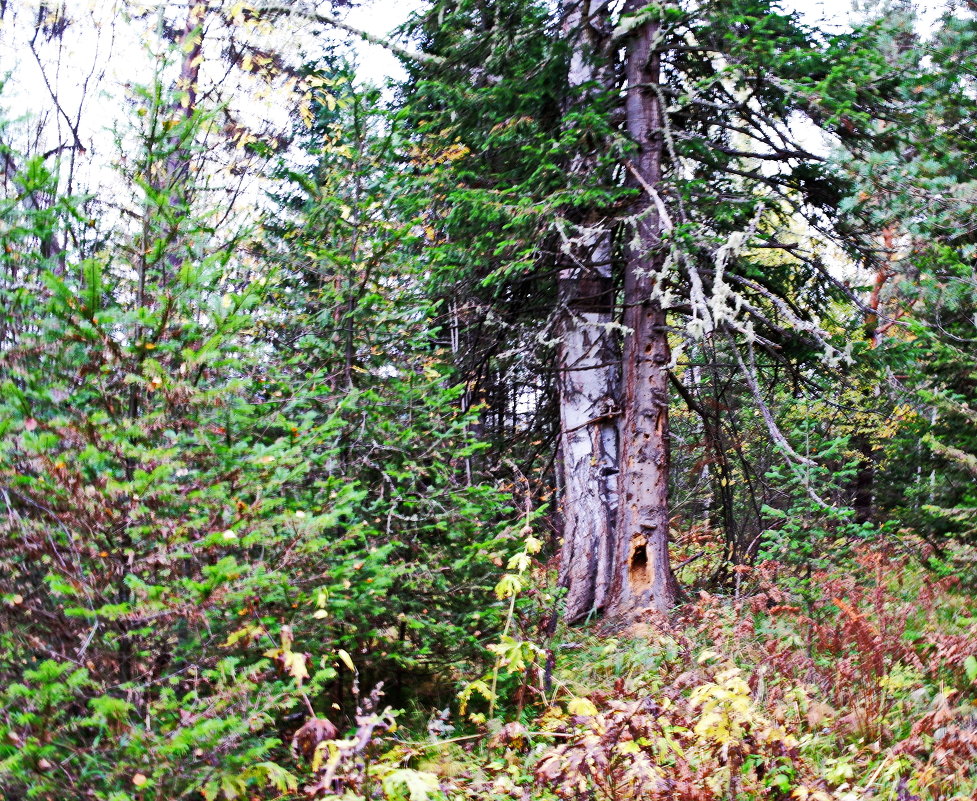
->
[10,540,975,799]
[282,541,977,800]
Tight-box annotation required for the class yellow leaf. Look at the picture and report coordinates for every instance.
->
[382,769,443,801]
[223,624,260,647]
[182,31,202,53]
[494,574,521,599]
[227,1,247,23]
[507,552,531,572]
[284,650,309,685]
[310,740,329,773]
[337,648,355,672]
[567,697,598,717]
[310,743,323,773]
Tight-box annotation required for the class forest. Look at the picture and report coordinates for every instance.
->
[3,0,977,798]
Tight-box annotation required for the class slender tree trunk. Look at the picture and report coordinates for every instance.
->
[160,4,204,281]
[555,0,620,622]
[1,151,67,274]
[853,227,898,523]
[607,2,677,617]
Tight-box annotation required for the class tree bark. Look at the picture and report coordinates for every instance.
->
[556,0,620,623]
[556,233,619,621]
[607,1,677,618]
[852,227,898,524]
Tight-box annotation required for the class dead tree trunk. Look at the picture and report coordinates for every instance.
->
[607,2,677,618]
[555,0,620,623]
[556,233,619,621]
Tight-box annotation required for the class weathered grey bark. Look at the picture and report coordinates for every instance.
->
[607,1,678,617]
[556,233,619,621]
[555,0,620,623]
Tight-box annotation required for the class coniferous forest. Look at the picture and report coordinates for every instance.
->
[5,0,977,798]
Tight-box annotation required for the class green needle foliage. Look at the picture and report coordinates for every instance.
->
[0,63,512,800]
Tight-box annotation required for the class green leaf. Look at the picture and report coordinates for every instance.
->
[382,769,444,801]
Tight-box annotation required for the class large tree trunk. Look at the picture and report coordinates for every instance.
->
[556,0,620,622]
[607,2,677,618]
[556,233,619,621]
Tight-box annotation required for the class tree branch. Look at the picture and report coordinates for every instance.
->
[252,2,447,69]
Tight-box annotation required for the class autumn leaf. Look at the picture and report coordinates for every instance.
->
[566,697,598,717]
[283,650,308,685]
[337,648,355,672]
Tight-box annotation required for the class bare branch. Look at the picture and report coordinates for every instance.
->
[252,1,447,69]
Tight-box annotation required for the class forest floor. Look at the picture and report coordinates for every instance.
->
[375,541,977,800]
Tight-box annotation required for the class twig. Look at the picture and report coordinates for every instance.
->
[674,551,705,572]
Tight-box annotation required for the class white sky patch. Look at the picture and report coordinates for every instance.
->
[786,0,949,33]
[2,0,949,165]
[0,1,418,161]
[0,0,953,257]
[0,0,426,253]
[345,0,424,86]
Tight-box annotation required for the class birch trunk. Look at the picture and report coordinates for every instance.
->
[556,236,619,621]
[556,0,620,622]
[607,2,677,617]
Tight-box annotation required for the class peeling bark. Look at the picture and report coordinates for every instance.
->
[556,232,619,622]
[607,1,677,618]
[556,0,620,622]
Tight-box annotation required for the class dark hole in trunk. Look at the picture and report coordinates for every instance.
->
[629,542,650,592]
